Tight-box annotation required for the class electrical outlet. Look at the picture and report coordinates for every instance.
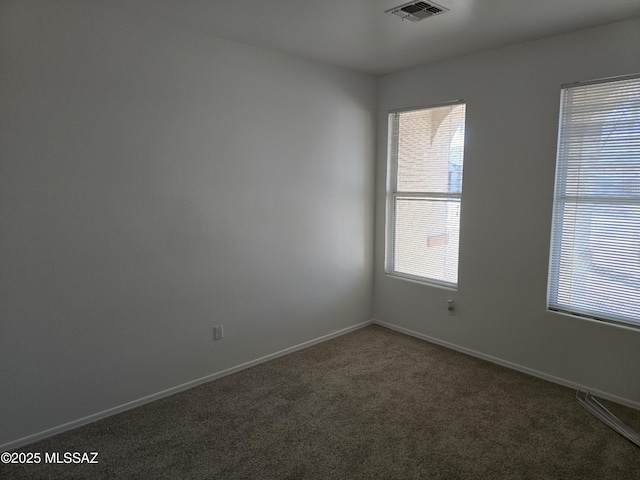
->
[213,325,224,341]
[447,299,455,316]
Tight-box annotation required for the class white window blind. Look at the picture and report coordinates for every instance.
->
[386,102,466,288]
[548,74,640,328]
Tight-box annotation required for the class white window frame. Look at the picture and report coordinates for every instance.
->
[385,100,466,289]
[547,73,640,329]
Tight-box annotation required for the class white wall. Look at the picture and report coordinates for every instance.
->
[374,18,640,407]
[0,0,375,446]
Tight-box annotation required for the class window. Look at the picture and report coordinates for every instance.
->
[386,101,466,288]
[548,74,640,328]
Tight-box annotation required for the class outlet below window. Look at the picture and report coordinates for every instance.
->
[213,325,224,341]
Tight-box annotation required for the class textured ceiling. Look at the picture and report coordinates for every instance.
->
[83,0,640,75]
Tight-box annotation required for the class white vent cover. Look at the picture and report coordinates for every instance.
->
[386,1,448,22]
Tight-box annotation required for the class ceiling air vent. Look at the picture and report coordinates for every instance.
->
[386,1,448,22]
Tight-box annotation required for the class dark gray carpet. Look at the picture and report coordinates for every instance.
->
[3,325,639,479]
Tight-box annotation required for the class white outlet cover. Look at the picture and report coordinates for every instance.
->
[214,325,224,340]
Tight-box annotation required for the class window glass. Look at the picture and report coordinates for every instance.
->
[387,102,466,288]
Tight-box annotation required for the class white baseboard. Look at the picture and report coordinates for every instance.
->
[2,320,373,451]
[373,319,640,411]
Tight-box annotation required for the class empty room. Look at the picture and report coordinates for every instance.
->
[1,0,639,478]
